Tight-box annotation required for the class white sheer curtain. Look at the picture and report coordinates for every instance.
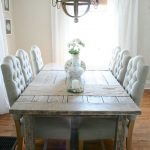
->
[50,3,117,67]
[50,6,70,64]
[0,1,9,114]
[50,0,138,65]
[110,0,138,55]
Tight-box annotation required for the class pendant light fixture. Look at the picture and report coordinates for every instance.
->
[51,0,99,23]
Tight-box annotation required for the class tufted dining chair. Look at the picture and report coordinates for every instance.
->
[78,56,149,150]
[112,50,131,85]
[16,49,33,86]
[1,55,26,149]
[30,45,44,75]
[109,46,121,72]
[122,56,149,150]
[1,55,70,150]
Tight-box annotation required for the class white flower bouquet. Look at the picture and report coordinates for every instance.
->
[68,38,85,55]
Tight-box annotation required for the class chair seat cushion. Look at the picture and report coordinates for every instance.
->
[79,118,128,140]
[21,117,70,139]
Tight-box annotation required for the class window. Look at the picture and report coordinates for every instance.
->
[64,3,117,68]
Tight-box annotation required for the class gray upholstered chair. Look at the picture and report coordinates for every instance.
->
[109,46,121,72]
[112,50,131,85]
[1,55,26,149]
[78,56,149,150]
[1,55,70,150]
[30,45,44,75]
[16,49,33,86]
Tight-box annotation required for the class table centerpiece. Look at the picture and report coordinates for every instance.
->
[66,38,85,93]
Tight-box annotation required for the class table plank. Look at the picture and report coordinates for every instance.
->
[43,63,109,71]
[22,84,128,97]
[83,71,107,85]
[102,71,120,85]
[87,96,103,104]
[42,63,65,71]
[32,70,117,86]
[22,70,128,96]
[68,96,87,103]
[10,96,140,116]
[102,96,118,103]
[31,71,66,86]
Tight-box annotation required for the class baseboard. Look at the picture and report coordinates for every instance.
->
[145,80,150,89]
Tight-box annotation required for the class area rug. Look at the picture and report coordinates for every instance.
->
[0,136,17,150]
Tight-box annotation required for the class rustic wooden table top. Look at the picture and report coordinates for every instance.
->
[10,64,141,116]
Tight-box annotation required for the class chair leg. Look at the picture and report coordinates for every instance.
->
[79,140,84,150]
[126,120,135,150]
[43,139,48,150]
[17,137,23,150]
[66,140,70,150]
[14,120,23,150]
[100,140,106,150]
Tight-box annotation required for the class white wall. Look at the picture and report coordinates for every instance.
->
[2,0,16,54]
[13,0,52,64]
[138,0,150,88]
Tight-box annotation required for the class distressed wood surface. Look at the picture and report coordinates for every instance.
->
[43,63,109,71]
[21,71,127,96]
[10,69,140,115]
[23,115,35,150]
[114,116,126,150]
[10,95,140,115]
[42,63,65,71]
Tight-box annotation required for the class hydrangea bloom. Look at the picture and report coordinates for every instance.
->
[68,38,85,55]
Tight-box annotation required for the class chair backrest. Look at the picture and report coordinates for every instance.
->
[109,46,121,72]
[30,45,44,75]
[123,56,149,106]
[16,49,33,86]
[1,56,26,106]
[112,50,131,84]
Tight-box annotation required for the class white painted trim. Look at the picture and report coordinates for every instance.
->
[145,80,150,89]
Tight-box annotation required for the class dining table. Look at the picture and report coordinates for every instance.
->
[10,63,141,150]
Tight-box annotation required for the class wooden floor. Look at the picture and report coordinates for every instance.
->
[0,90,149,150]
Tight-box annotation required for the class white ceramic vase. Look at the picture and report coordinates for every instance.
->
[71,54,81,68]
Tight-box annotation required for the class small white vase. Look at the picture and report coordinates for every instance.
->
[71,54,81,67]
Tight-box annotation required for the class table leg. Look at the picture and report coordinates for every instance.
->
[70,128,79,150]
[114,115,126,150]
[70,117,80,150]
[23,115,35,150]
